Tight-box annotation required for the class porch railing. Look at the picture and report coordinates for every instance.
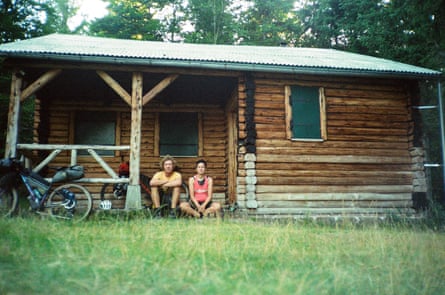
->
[17,143,130,184]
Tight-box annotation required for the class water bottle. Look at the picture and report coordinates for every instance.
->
[33,188,41,203]
[28,188,41,209]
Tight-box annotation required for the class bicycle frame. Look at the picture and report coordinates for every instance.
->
[1,157,93,221]
[19,170,52,210]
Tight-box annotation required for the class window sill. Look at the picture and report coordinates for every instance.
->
[290,138,325,142]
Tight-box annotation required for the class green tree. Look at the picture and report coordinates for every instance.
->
[384,0,445,70]
[1,0,48,42]
[297,0,445,69]
[89,0,163,40]
[237,0,303,46]
[157,0,187,42]
[45,0,81,34]
[184,0,235,44]
[298,0,397,51]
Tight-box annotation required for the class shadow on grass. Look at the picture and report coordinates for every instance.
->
[8,197,445,232]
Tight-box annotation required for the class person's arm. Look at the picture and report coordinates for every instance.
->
[188,177,200,208]
[162,172,182,188]
[150,172,166,187]
[150,172,182,187]
[201,177,213,207]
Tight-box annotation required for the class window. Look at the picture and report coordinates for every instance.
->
[74,111,116,155]
[285,85,326,141]
[159,112,199,156]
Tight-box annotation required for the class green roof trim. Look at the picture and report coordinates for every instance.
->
[0,34,441,79]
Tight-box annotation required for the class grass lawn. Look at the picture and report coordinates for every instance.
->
[0,214,444,295]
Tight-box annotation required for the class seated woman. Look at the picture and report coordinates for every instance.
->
[180,159,222,218]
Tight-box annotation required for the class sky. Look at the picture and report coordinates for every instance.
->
[68,0,252,27]
[68,0,108,30]
[75,0,108,19]
[66,0,260,33]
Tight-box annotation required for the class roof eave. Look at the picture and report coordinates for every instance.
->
[1,52,441,80]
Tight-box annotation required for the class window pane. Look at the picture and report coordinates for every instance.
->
[160,113,198,156]
[75,112,116,155]
[291,86,321,139]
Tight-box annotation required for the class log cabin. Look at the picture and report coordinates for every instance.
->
[0,34,442,219]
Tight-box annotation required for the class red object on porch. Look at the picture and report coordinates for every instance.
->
[118,162,130,177]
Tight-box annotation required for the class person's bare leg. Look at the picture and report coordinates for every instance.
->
[204,202,222,217]
[171,186,180,209]
[180,202,200,217]
[151,187,160,208]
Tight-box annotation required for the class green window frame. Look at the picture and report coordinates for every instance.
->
[159,112,199,156]
[285,85,327,141]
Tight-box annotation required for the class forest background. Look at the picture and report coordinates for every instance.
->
[1,0,444,202]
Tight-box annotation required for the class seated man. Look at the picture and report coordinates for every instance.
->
[149,155,182,219]
[180,159,222,218]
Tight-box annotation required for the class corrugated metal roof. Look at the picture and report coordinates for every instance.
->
[0,33,441,78]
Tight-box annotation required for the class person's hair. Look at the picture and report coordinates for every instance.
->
[160,155,177,170]
[195,159,207,168]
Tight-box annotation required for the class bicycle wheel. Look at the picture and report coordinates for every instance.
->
[48,183,92,222]
[100,174,151,202]
[100,182,126,201]
[0,186,18,218]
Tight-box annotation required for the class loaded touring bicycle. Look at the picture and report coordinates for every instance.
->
[0,157,92,222]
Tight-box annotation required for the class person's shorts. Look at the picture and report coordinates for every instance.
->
[191,200,212,210]
[159,189,173,205]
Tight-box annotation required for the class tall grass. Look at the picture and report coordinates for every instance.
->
[1,215,444,295]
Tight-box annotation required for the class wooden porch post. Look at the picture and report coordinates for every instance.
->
[4,70,22,158]
[125,72,143,210]
[226,89,238,204]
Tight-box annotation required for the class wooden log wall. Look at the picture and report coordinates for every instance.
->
[34,95,228,208]
[238,73,423,217]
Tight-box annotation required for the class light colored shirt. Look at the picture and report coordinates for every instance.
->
[152,171,181,192]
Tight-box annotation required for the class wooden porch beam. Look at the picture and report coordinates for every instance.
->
[96,70,132,106]
[4,70,22,158]
[87,149,119,179]
[21,69,62,102]
[33,149,62,173]
[142,74,179,106]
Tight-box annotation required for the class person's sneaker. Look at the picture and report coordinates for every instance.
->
[153,208,162,219]
[169,209,177,219]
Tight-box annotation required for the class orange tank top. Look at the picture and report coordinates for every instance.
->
[193,175,209,203]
